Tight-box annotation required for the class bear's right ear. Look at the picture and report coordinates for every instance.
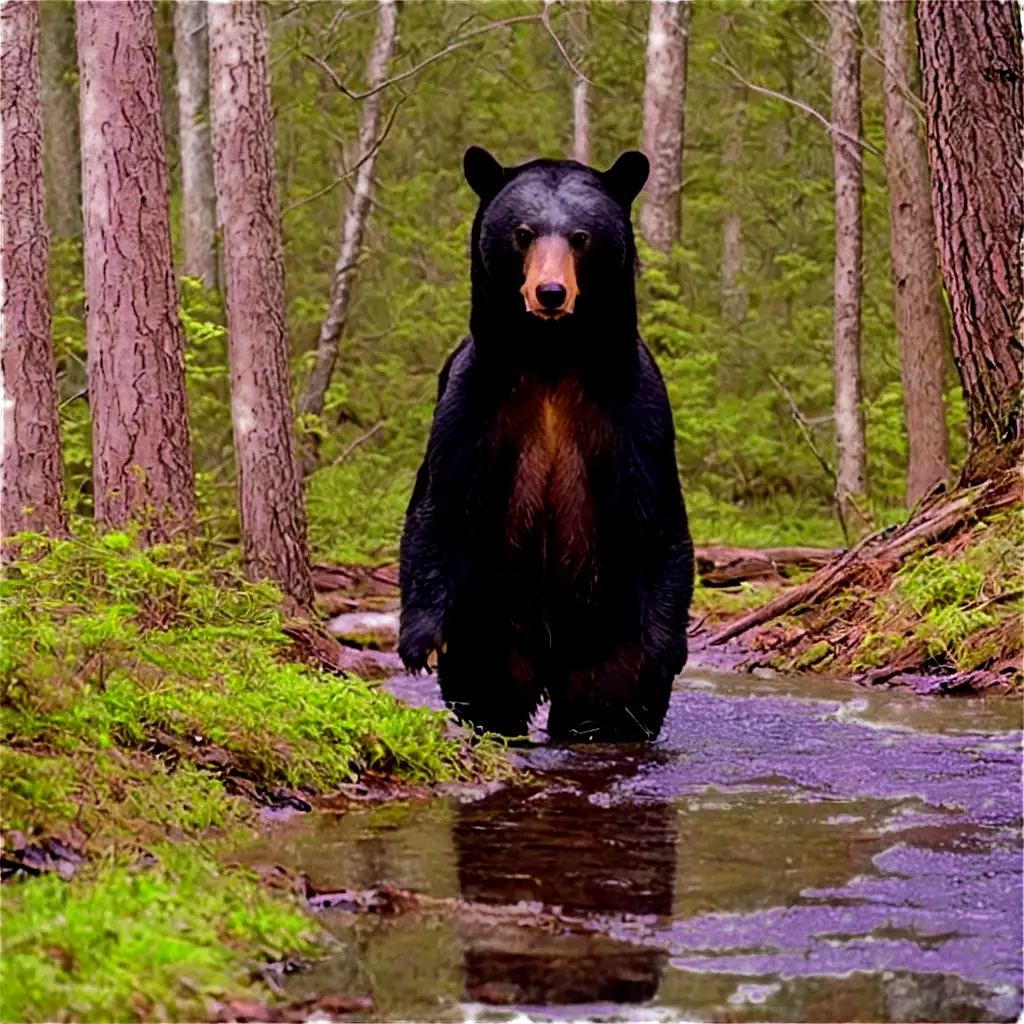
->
[464,146,507,202]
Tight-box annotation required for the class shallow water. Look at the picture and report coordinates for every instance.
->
[245,671,1022,1022]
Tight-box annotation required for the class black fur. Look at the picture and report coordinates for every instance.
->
[399,148,693,742]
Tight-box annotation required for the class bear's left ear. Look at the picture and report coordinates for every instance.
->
[602,151,649,208]
[464,146,508,202]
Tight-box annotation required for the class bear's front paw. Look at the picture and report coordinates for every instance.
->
[398,608,444,673]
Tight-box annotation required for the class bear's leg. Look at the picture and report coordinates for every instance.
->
[547,646,672,742]
[438,636,544,738]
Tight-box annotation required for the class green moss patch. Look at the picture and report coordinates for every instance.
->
[1,844,321,1023]
[1,528,508,1020]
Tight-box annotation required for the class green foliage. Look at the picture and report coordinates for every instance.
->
[1,845,321,1023]
[1,527,503,841]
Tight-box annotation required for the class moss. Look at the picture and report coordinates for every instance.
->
[795,640,832,670]
[0,527,510,1020]
[2,528,504,843]
[1,844,322,1023]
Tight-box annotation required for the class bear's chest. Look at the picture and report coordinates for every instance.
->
[493,378,610,580]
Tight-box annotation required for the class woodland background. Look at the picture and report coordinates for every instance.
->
[38,0,968,562]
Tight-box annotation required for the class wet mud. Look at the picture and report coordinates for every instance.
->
[243,670,1022,1022]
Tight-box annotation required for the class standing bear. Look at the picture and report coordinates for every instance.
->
[399,147,693,741]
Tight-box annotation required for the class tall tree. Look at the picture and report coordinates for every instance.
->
[297,0,399,430]
[38,0,81,240]
[174,0,217,288]
[568,2,590,164]
[878,0,949,507]
[209,0,313,604]
[640,0,691,253]
[916,0,1023,481]
[77,0,195,540]
[828,0,867,526]
[2,0,66,539]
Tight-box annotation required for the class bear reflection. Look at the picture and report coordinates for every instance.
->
[453,783,676,1006]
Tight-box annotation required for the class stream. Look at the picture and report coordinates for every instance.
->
[244,668,1022,1022]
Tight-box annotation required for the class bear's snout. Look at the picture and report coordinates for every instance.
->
[520,236,579,319]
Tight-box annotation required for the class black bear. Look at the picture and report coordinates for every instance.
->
[398,146,693,742]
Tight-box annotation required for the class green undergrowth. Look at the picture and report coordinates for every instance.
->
[2,528,503,839]
[1,527,507,1020]
[1,843,322,1023]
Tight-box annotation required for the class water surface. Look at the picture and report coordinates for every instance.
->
[245,671,1022,1022]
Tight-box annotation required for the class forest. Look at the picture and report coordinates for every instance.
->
[1,0,1022,1021]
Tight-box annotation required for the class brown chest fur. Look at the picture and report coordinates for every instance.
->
[494,377,608,579]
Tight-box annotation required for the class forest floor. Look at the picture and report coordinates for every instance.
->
[0,530,510,1023]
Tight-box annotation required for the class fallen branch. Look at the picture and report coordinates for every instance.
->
[709,478,1014,646]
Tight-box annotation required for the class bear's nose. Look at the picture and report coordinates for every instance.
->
[536,282,567,311]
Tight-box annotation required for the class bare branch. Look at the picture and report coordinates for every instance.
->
[305,13,542,103]
[542,0,595,87]
[768,371,851,545]
[713,48,882,161]
[282,94,407,217]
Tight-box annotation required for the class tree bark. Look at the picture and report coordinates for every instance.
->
[640,0,691,254]
[568,2,589,165]
[38,0,81,240]
[2,0,67,539]
[297,0,399,428]
[916,0,1023,480]
[829,0,868,524]
[77,0,195,542]
[209,1,313,605]
[174,0,217,289]
[878,0,949,508]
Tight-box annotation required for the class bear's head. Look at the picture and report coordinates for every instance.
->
[464,147,648,354]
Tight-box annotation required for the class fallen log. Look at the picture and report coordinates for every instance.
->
[694,545,844,586]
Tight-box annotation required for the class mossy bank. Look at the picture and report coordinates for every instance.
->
[1,528,507,1022]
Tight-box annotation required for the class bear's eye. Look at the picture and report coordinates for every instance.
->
[569,230,590,252]
[513,226,534,250]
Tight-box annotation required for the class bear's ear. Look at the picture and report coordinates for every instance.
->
[464,146,507,202]
[602,151,649,208]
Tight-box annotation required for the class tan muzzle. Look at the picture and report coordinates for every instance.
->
[520,236,579,319]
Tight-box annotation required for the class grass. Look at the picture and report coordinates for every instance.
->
[1,526,508,1020]
[1,844,322,1023]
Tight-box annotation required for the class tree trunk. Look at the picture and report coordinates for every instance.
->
[720,72,746,323]
[174,0,217,289]
[209,1,313,606]
[878,0,949,508]
[297,0,399,429]
[77,0,195,541]
[640,0,691,254]
[38,0,80,240]
[829,0,868,524]
[568,2,589,165]
[916,0,1023,481]
[1,0,67,539]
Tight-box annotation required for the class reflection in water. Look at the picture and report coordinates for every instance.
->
[454,779,676,1006]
